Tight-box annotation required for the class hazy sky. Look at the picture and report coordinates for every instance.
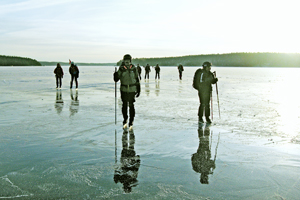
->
[1,0,299,63]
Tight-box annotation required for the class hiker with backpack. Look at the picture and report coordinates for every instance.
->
[193,61,218,123]
[114,54,141,131]
[69,62,79,89]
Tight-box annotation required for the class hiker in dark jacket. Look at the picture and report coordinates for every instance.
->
[137,64,142,80]
[144,64,151,79]
[178,64,184,80]
[69,62,79,89]
[54,63,64,88]
[155,64,160,80]
[114,54,140,130]
[193,61,218,123]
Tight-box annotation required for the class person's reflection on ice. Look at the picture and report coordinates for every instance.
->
[191,125,216,184]
[69,89,79,116]
[55,90,64,114]
[155,79,160,96]
[114,130,140,193]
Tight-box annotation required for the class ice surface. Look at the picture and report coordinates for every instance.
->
[0,66,300,199]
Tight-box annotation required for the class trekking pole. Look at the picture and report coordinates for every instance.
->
[211,92,213,121]
[213,71,221,119]
[115,67,117,125]
[115,129,117,164]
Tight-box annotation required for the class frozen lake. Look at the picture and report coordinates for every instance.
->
[0,66,300,199]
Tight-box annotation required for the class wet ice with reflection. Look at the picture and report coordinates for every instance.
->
[1,66,300,199]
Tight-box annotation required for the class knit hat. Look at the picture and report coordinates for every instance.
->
[202,61,212,68]
[123,54,132,62]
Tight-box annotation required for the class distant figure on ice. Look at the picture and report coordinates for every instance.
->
[114,54,140,130]
[177,64,184,80]
[193,61,218,123]
[137,64,142,80]
[155,64,160,80]
[54,63,64,89]
[191,125,216,184]
[145,64,151,79]
[69,62,79,89]
[114,130,141,193]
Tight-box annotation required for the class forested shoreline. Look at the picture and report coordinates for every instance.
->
[117,52,300,67]
[2,53,300,67]
[39,61,115,66]
[0,55,41,66]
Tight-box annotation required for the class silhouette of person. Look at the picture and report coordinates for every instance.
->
[155,64,160,79]
[191,124,216,184]
[145,64,151,79]
[177,64,184,80]
[69,89,79,116]
[69,62,79,89]
[137,64,142,80]
[114,130,141,193]
[54,63,64,89]
[55,90,64,114]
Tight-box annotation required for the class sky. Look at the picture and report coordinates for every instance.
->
[1,0,300,63]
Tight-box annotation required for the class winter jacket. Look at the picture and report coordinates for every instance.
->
[145,65,151,72]
[155,66,160,72]
[193,68,217,92]
[178,65,184,72]
[69,65,79,78]
[54,67,64,78]
[115,64,140,93]
[137,66,142,74]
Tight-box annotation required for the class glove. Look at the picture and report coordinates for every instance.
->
[120,66,126,72]
[113,72,119,82]
[136,84,140,98]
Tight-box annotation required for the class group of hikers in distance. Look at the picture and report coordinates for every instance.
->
[53,60,79,89]
[135,63,184,80]
[54,59,185,91]
[114,54,218,131]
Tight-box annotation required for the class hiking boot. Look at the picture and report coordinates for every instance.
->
[129,125,133,131]
[199,117,204,123]
[206,117,212,124]
[123,119,128,129]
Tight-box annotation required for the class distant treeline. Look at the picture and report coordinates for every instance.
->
[0,55,41,66]
[117,53,300,67]
[40,61,116,66]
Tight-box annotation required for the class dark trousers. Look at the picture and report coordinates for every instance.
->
[155,72,160,79]
[56,76,62,88]
[121,91,136,125]
[145,72,149,79]
[198,91,211,118]
[179,71,183,80]
[70,75,78,88]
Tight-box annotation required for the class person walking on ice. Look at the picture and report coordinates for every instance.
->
[114,54,141,131]
[69,61,79,89]
[155,64,160,80]
[145,64,151,79]
[178,64,184,80]
[137,64,142,80]
[54,63,64,89]
[193,61,218,123]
